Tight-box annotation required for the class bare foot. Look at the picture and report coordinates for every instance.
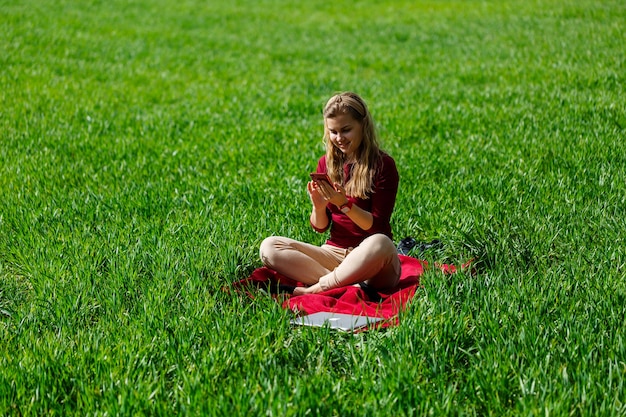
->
[293,283,323,295]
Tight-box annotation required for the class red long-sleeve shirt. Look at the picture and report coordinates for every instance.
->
[311,153,399,249]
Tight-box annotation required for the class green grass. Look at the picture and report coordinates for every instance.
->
[1,0,625,415]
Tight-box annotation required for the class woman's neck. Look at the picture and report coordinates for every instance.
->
[344,153,356,164]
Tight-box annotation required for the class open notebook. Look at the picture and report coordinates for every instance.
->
[290,312,384,332]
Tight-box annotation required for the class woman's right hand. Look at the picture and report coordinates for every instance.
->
[307,181,328,210]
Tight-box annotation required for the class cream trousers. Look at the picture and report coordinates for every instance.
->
[259,233,401,291]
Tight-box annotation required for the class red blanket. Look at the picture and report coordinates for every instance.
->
[234,255,467,329]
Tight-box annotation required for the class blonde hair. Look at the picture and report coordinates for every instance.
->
[323,92,382,199]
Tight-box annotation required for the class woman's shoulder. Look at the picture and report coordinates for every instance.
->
[371,151,398,190]
[378,151,397,170]
[316,155,328,172]
[379,151,395,163]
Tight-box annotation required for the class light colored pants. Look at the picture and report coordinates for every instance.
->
[259,233,401,291]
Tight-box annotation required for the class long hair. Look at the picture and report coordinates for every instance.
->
[323,92,382,199]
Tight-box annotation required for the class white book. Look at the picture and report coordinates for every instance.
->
[290,312,384,331]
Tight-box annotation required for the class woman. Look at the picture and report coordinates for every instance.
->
[259,92,400,295]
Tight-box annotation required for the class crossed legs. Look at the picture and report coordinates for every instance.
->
[259,234,401,294]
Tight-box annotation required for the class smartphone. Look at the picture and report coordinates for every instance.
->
[309,172,332,186]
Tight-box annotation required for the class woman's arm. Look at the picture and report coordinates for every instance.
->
[310,207,330,231]
[308,181,331,231]
[367,156,399,231]
[314,181,373,230]
[341,200,373,230]
[314,156,399,232]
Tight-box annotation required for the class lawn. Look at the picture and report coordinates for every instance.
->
[1,0,625,415]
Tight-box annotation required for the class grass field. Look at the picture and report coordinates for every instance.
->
[1,0,625,415]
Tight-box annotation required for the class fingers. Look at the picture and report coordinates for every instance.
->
[310,180,346,207]
[317,181,336,199]
[308,181,328,210]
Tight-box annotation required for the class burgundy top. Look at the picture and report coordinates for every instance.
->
[311,152,399,249]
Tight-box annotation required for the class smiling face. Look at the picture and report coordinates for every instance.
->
[325,113,363,159]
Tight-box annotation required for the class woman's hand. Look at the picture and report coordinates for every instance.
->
[310,180,348,208]
[311,181,374,230]
[307,181,329,210]
[308,181,331,230]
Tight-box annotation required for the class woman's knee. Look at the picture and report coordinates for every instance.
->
[361,234,396,255]
[361,235,400,290]
[259,236,281,267]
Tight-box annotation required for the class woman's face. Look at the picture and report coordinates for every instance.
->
[326,113,363,159]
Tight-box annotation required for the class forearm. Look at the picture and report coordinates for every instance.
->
[310,207,330,231]
[344,204,373,231]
